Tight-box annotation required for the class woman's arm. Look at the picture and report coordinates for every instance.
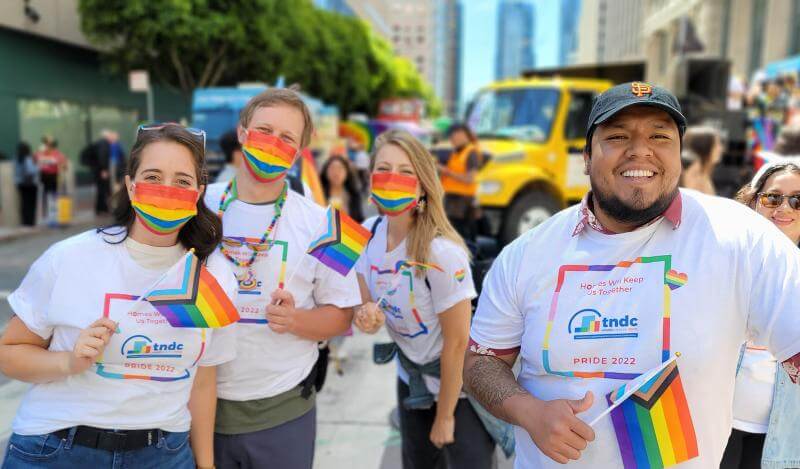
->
[188,365,217,468]
[0,316,115,383]
[430,299,471,448]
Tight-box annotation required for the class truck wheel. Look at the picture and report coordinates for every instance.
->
[501,190,561,245]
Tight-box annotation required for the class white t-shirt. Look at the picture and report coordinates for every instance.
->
[8,230,238,435]
[205,183,361,401]
[470,190,800,469]
[356,216,476,395]
[732,345,777,433]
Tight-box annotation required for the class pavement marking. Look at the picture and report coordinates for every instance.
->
[0,291,9,301]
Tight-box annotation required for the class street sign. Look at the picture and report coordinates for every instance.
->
[129,70,150,92]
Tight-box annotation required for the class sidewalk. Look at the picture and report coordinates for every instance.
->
[0,186,99,242]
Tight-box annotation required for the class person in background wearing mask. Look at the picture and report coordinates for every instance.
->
[681,126,724,195]
[215,130,243,183]
[14,142,38,227]
[439,124,481,241]
[34,136,67,216]
[206,88,360,469]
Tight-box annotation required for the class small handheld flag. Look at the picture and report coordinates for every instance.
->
[145,251,240,328]
[306,207,371,276]
[592,355,699,469]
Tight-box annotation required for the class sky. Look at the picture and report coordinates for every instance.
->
[459,0,565,112]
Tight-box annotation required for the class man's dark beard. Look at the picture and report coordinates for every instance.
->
[592,181,679,227]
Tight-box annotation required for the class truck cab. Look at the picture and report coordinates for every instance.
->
[467,77,612,245]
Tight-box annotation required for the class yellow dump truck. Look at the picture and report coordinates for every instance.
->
[465,77,613,245]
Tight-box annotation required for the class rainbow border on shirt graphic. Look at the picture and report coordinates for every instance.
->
[371,263,429,338]
[94,293,206,381]
[221,236,289,324]
[542,255,687,380]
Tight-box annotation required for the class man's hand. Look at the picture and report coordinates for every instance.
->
[266,289,298,334]
[353,302,384,334]
[67,318,116,375]
[512,392,596,464]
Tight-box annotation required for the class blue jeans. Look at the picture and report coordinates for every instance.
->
[2,428,194,469]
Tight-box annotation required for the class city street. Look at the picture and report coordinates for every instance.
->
[0,227,513,468]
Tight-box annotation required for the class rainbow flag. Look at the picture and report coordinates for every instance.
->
[307,207,371,276]
[605,357,698,469]
[300,149,326,206]
[145,252,239,328]
[339,121,374,151]
[242,131,296,182]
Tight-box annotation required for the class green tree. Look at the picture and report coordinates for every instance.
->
[79,0,440,116]
[79,0,281,96]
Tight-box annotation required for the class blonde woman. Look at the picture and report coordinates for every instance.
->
[354,130,495,468]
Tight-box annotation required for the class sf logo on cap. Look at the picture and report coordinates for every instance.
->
[631,82,653,97]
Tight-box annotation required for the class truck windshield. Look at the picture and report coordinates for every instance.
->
[467,88,560,143]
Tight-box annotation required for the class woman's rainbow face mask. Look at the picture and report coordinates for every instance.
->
[370,173,419,216]
[241,130,297,183]
[131,182,198,235]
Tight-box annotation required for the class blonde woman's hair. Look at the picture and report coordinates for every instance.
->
[371,130,469,275]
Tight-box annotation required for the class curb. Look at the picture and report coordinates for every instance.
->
[0,214,100,243]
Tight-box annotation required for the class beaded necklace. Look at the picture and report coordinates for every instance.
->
[217,178,288,268]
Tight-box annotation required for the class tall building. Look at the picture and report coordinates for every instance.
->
[642,0,800,85]
[495,0,536,80]
[344,0,462,116]
[574,0,643,65]
[433,0,462,116]
[559,0,582,66]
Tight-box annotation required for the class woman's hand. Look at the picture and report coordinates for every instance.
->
[67,318,116,375]
[429,414,455,448]
[353,302,384,334]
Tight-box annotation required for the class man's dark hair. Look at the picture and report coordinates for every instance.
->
[447,123,476,142]
[219,130,241,164]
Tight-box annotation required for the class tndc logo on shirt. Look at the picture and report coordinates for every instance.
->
[236,270,262,295]
[567,308,639,340]
[122,335,184,359]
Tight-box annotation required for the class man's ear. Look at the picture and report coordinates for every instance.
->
[583,149,591,175]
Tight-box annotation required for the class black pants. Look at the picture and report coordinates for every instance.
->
[16,184,37,226]
[95,176,110,214]
[40,172,57,215]
[397,379,495,469]
[719,428,766,469]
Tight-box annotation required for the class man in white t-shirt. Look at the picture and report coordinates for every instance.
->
[208,88,361,469]
[464,82,800,468]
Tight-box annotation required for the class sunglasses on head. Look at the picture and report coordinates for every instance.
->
[757,192,800,210]
[137,123,206,149]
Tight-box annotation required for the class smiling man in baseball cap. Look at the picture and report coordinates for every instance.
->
[463,82,800,468]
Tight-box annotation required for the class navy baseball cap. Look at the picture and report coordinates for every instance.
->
[586,82,687,145]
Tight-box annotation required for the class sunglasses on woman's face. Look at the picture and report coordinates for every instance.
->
[757,192,800,210]
[137,123,206,149]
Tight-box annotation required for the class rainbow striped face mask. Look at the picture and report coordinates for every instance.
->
[241,130,297,183]
[131,182,198,235]
[370,173,419,216]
